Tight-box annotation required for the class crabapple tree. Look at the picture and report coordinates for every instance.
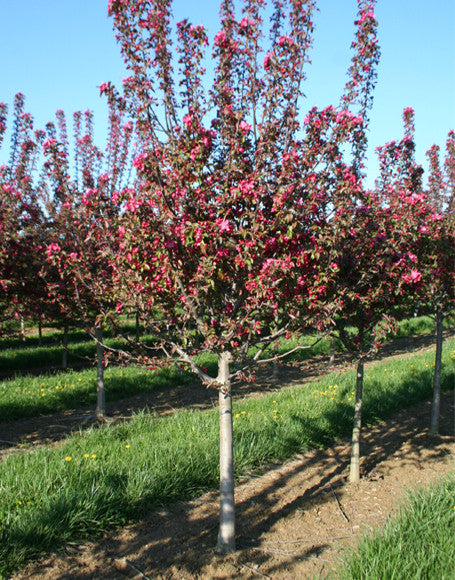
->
[107,0,382,550]
[41,103,135,418]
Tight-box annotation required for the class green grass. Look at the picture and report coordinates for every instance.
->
[333,474,455,579]
[0,365,193,422]
[0,334,153,374]
[0,340,454,577]
[1,316,454,422]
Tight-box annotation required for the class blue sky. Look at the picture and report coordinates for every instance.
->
[1,0,454,187]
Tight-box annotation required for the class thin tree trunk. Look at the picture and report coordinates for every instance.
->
[135,310,140,341]
[20,316,25,341]
[95,327,106,420]
[38,315,42,346]
[62,325,68,370]
[329,335,335,366]
[430,308,444,435]
[272,342,279,380]
[216,350,235,553]
[349,359,364,483]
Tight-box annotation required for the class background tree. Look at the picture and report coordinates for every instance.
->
[0,94,46,339]
[376,112,455,435]
[41,103,135,419]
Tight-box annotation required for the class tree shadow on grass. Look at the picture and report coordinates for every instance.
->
[9,371,454,579]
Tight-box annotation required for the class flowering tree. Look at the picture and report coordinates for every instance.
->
[41,103,135,418]
[377,111,455,435]
[106,0,383,550]
[0,94,47,337]
[423,136,455,434]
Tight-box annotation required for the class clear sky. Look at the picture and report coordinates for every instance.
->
[1,0,454,187]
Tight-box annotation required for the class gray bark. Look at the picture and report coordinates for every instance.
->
[272,342,279,380]
[430,309,444,435]
[216,351,235,553]
[329,335,335,365]
[349,359,364,483]
[95,327,106,419]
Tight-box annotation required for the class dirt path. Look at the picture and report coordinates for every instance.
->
[11,389,454,579]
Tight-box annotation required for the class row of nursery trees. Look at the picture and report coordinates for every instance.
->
[0,0,454,553]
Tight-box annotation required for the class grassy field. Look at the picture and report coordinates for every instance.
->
[333,474,455,579]
[0,339,453,577]
[0,365,194,422]
[1,315,450,422]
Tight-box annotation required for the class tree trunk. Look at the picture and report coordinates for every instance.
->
[38,315,42,346]
[430,308,444,435]
[272,342,279,380]
[62,325,68,370]
[329,335,335,366]
[135,310,141,341]
[349,359,364,483]
[95,327,106,420]
[216,350,235,553]
[20,316,25,341]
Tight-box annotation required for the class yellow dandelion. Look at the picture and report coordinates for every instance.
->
[273,400,277,404]
[65,456,72,462]
[17,501,22,506]
[235,413,240,418]
[125,444,131,449]
[241,411,246,415]
[91,454,97,459]
[26,501,33,505]
[84,453,90,458]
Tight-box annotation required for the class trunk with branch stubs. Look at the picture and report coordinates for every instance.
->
[349,358,364,483]
[216,350,235,553]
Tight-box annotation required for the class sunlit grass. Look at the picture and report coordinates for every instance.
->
[0,339,453,576]
[0,365,193,421]
[333,473,455,579]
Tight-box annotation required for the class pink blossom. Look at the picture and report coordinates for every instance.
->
[215,218,232,233]
[42,138,57,150]
[263,51,273,69]
[46,243,61,257]
[214,30,227,46]
[277,35,292,46]
[410,269,421,283]
[239,120,251,133]
[182,113,193,127]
